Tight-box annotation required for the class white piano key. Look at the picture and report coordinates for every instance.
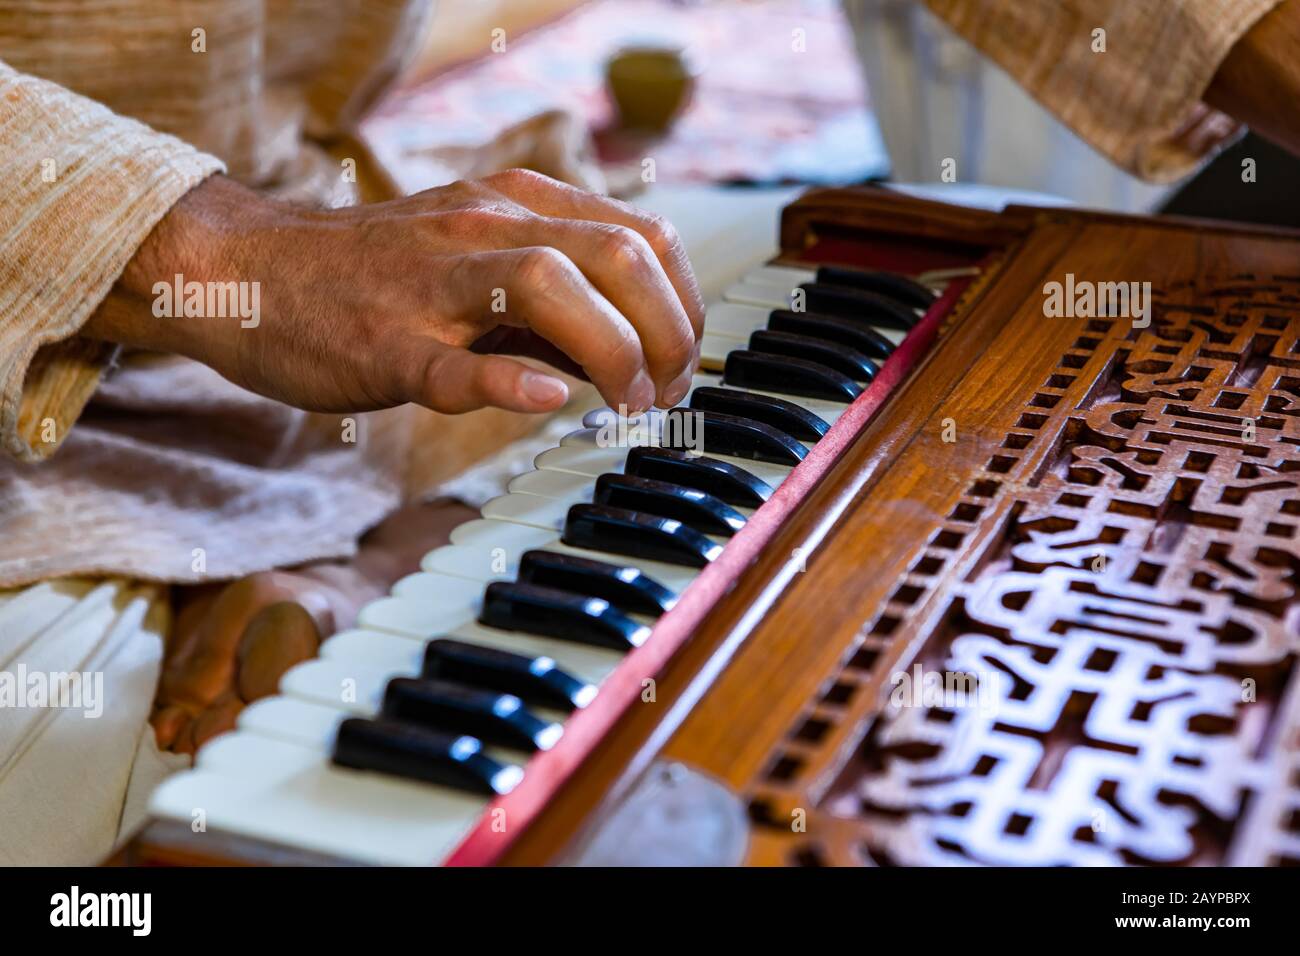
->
[359,591,470,641]
[507,468,595,501]
[357,586,477,637]
[700,330,741,369]
[480,492,571,532]
[723,279,788,310]
[420,542,535,580]
[423,545,501,577]
[450,517,556,549]
[428,520,557,582]
[747,264,816,286]
[148,730,490,866]
[533,443,628,478]
[703,301,776,339]
[391,571,476,606]
[238,694,346,750]
[281,657,387,712]
[321,627,426,671]
[391,571,481,613]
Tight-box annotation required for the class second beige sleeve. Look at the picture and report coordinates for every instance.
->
[922,0,1284,182]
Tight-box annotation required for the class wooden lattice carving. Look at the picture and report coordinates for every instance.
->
[486,196,1300,869]
[796,275,1300,866]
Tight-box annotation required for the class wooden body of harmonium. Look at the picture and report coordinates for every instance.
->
[120,188,1300,867]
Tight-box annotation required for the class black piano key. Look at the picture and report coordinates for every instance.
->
[689,385,828,443]
[662,406,807,466]
[767,310,896,362]
[797,284,919,331]
[816,265,937,311]
[517,550,676,616]
[381,677,561,753]
[480,579,651,650]
[747,329,878,383]
[422,637,597,712]
[564,503,722,569]
[594,472,746,537]
[724,350,862,404]
[625,446,773,509]
[332,717,521,795]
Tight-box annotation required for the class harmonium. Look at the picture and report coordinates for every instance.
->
[123,187,1300,867]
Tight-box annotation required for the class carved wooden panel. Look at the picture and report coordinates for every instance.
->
[484,194,1300,868]
[743,265,1300,866]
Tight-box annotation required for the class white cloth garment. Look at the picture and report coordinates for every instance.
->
[0,579,184,865]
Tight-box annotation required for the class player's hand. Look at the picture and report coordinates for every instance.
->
[89,170,704,417]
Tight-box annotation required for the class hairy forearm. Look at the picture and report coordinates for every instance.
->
[1205,0,1300,158]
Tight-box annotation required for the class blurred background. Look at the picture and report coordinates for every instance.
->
[362,0,1298,233]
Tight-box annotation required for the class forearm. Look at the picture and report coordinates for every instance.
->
[1205,0,1300,158]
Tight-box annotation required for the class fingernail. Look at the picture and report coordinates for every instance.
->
[626,369,656,414]
[521,371,568,406]
[660,367,693,407]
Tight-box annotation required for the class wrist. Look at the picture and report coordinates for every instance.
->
[118,175,250,299]
[89,175,278,360]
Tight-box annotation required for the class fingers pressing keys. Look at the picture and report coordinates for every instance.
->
[329,265,931,794]
[156,259,945,863]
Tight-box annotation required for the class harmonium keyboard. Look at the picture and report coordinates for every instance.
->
[124,187,1300,867]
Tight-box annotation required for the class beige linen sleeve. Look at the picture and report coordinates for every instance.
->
[921,0,1285,181]
[0,60,223,462]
